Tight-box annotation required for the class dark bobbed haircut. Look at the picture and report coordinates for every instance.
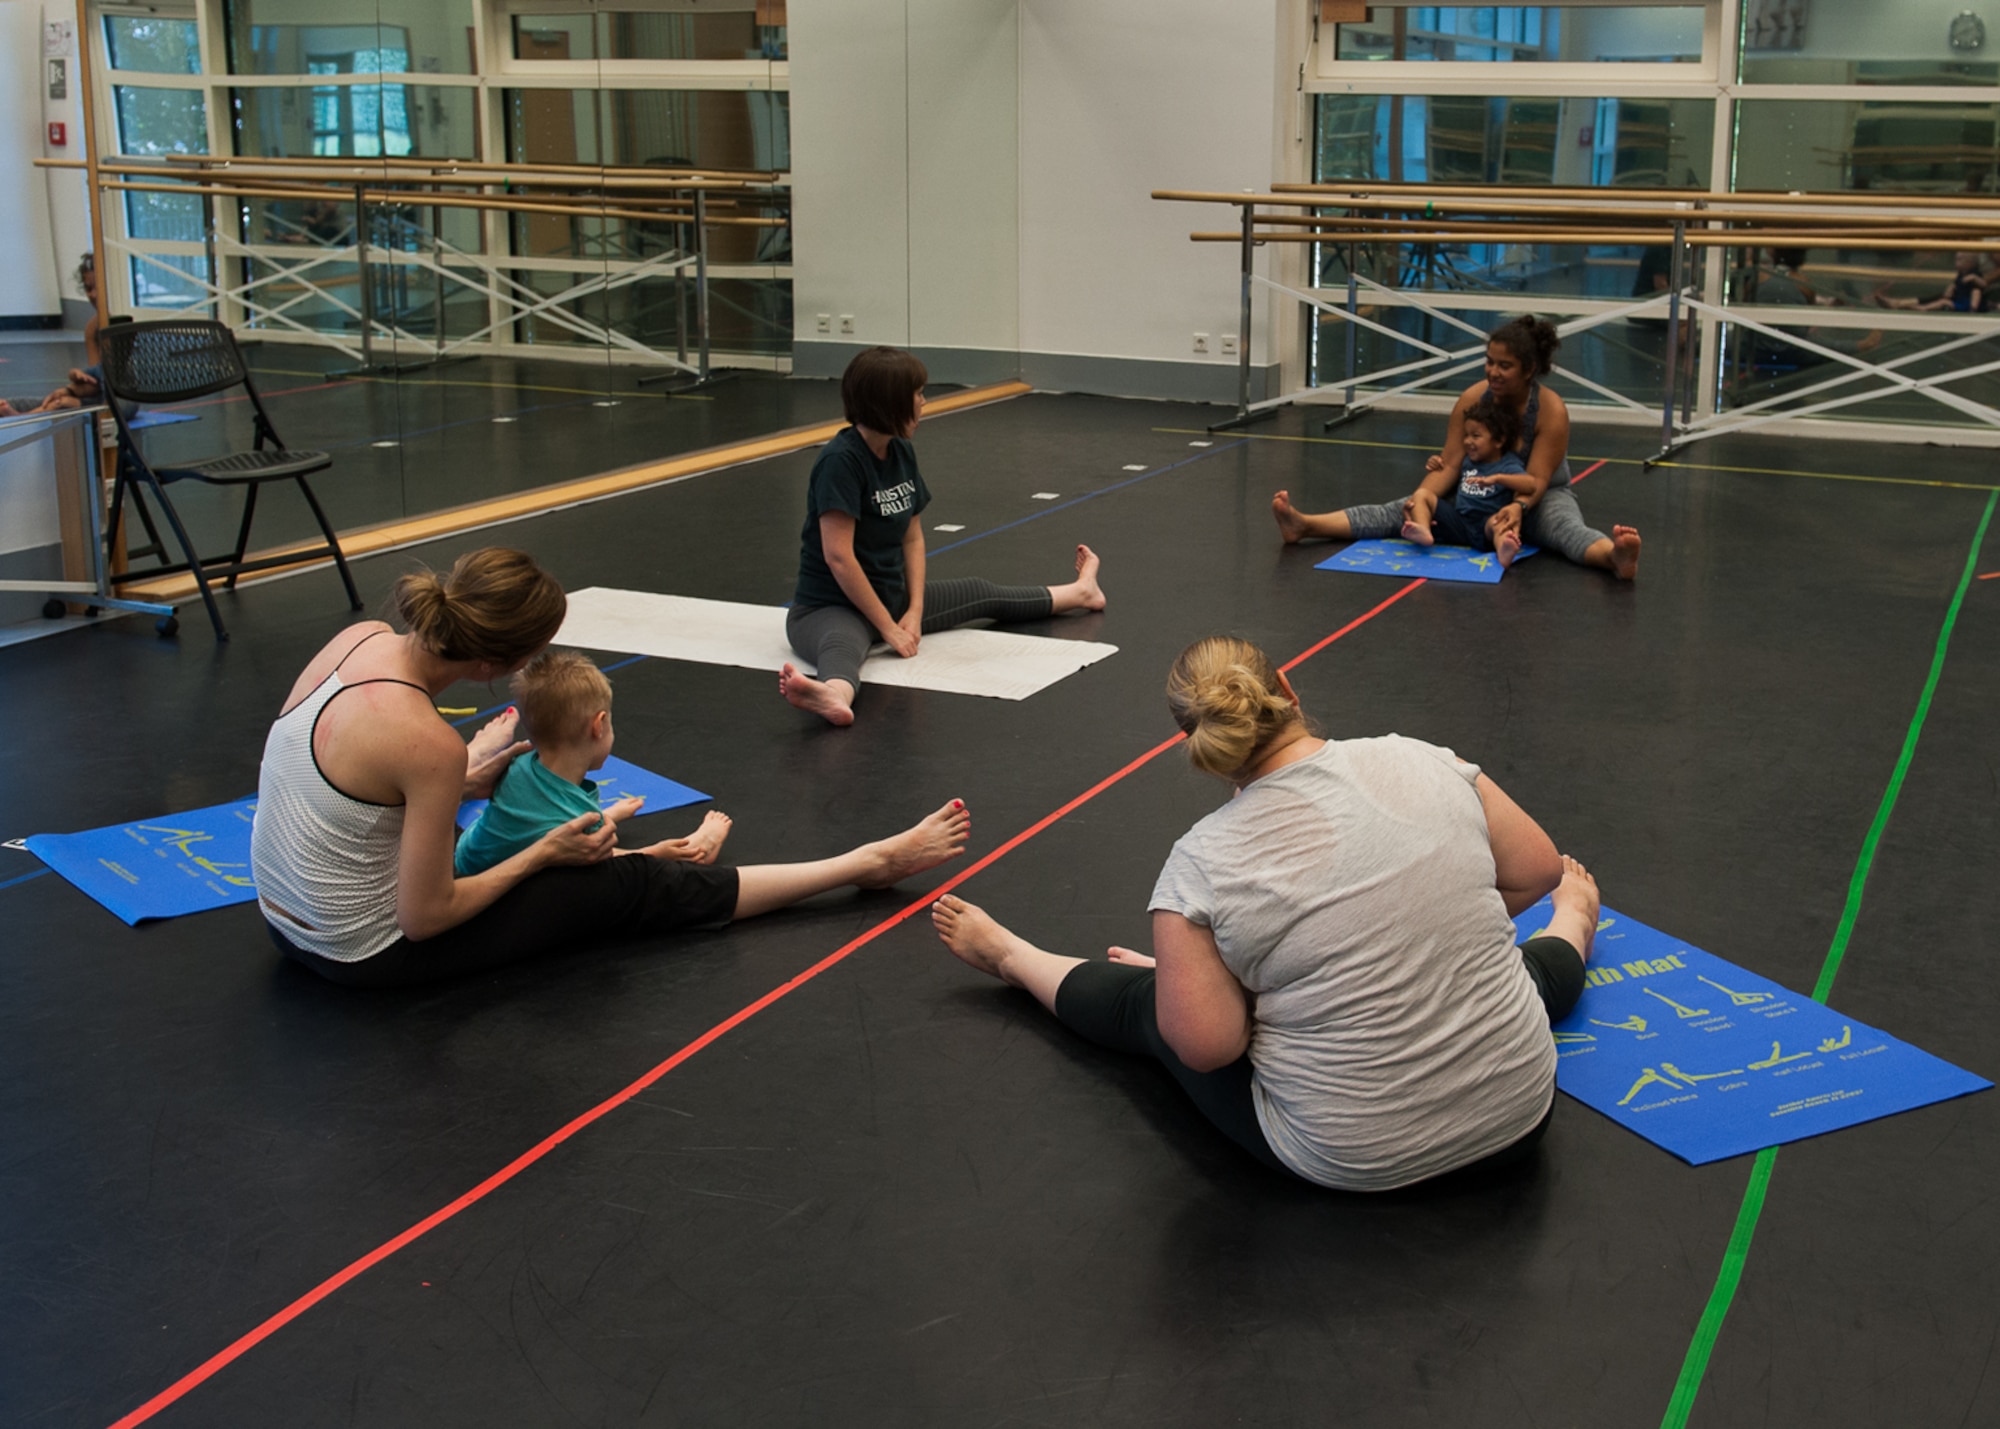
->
[841,346,929,434]
[1488,315,1560,378]
[393,547,567,666]
[1464,396,1521,454]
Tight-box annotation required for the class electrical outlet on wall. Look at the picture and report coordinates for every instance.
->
[1220,334,1239,356]
[815,313,831,334]
[1192,332,1210,354]
[839,314,855,335]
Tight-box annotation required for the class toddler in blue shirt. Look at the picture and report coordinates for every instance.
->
[1401,397,1537,566]
[454,650,730,877]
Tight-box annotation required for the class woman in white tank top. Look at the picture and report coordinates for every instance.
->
[251,547,973,988]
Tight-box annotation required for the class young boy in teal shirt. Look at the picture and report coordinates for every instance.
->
[454,650,730,876]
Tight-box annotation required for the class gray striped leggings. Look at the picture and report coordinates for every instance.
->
[786,577,1054,691]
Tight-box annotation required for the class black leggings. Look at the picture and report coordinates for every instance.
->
[272,856,741,988]
[1051,935,1587,1182]
[786,577,1055,692]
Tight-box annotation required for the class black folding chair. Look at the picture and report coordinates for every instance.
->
[99,319,360,641]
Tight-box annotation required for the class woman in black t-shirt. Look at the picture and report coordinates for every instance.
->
[780,347,1108,726]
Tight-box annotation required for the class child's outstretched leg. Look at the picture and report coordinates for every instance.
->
[1495,527,1523,568]
[1400,488,1438,546]
[637,809,733,864]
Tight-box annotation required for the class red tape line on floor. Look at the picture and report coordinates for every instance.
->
[104,576,1428,1429]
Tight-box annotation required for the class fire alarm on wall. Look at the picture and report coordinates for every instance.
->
[47,121,66,146]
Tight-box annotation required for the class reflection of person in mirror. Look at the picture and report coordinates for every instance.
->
[1876,250,1986,313]
[0,256,102,417]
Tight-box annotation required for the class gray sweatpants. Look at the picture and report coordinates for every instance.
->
[786,577,1055,693]
[1341,459,1607,565]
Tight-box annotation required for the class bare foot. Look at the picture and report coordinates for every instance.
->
[1610,524,1641,582]
[780,662,854,727]
[931,893,1040,985]
[1400,518,1435,548]
[856,799,971,888]
[682,810,732,861]
[1495,528,1522,569]
[1272,490,1308,545]
[1106,945,1156,968]
[1545,854,1602,963]
[1069,544,1107,612]
[638,809,733,863]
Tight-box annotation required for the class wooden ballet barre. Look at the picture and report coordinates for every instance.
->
[1233,204,2000,236]
[1238,214,2000,242]
[1271,180,2000,215]
[95,179,786,227]
[1190,229,2000,253]
[155,152,786,184]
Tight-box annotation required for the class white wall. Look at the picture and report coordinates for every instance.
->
[790,0,1291,400]
[1,0,62,319]
[1017,0,1282,384]
[40,3,88,320]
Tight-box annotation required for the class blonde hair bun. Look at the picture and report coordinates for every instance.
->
[1166,637,1300,780]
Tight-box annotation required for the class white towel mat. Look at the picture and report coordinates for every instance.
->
[558,587,1116,701]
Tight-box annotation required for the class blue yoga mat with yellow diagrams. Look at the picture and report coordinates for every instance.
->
[1517,898,1989,1164]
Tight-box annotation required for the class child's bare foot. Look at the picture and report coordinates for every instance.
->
[856,799,970,888]
[1496,528,1522,568]
[1400,518,1435,547]
[931,894,1041,985]
[1610,525,1641,581]
[780,663,854,726]
[1050,544,1107,615]
[1272,489,1309,544]
[1544,854,1601,963]
[683,810,732,861]
[1106,945,1156,968]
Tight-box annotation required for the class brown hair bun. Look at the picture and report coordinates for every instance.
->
[1166,637,1302,780]
[393,548,566,666]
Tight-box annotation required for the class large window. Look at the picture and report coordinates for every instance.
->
[1301,0,2000,429]
[91,0,790,358]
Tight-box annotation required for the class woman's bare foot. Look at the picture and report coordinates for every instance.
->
[1272,489,1309,544]
[1400,518,1435,548]
[930,894,1039,983]
[1106,945,1156,968]
[1495,528,1523,569]
[855,800,971,888]
[780,663,855,727]
[1050,544,1107,614]
[1611,525,1641,581]
[1544,854,1601,963]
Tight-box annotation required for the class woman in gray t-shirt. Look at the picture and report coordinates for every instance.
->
[931,636,1602,1191]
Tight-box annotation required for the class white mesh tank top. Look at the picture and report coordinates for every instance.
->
[250,658,420,961]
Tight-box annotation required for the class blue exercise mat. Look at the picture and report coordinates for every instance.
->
[28,757,711,925]
[126,409,200,430]
[1316,539,1538,584]
[455,754,709,829]
[1519,899,1990,1164]
[24,798,259,926]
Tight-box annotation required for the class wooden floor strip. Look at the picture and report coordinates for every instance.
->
[121,380,1033,602]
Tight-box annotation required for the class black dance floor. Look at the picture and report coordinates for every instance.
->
[1,391,1994,1428]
